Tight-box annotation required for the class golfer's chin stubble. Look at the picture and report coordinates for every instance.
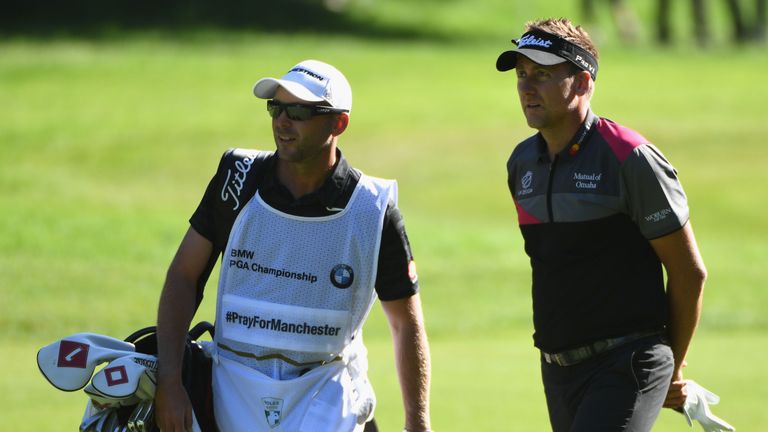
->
[522,112,546,130]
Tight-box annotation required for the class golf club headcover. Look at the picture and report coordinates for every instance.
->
[682,380,735,432]
[42,323,214,432]
[119,322,216,431]
[84,353,158,407]
[37,333,136,391]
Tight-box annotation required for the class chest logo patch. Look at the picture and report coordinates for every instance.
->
[330,264,354,289]
[573,172,603,190]
[519,171,534,196]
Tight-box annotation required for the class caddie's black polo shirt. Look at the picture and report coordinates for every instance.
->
[190,149,418,302]
[507,111,689,353]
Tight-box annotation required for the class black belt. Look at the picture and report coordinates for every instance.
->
[541,331,663,367]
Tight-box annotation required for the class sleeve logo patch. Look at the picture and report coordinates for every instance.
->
[408,260,418,283]
[645,208,672,223]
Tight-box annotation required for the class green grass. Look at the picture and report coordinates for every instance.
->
[2,2,768,430]
[7,332,767,430]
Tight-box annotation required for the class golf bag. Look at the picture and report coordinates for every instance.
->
[37,321,217,432]
[126,321,217,432]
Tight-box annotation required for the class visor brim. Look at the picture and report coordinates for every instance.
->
[496,49,568,71]
[253,78,325,103]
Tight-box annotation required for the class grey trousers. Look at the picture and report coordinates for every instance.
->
[541,335,674,432]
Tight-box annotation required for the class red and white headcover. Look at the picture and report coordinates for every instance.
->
[37,333,136,392]
[84,353,158,407]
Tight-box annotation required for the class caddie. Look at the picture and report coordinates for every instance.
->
[496,18,708,431]
[154,59,432,432]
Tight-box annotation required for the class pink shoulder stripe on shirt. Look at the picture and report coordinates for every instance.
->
[596,118,649,163]
[515,201,543,225]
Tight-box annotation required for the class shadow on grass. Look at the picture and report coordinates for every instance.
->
[1,0,459,42]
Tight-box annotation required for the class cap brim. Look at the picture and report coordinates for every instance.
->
[253,78,325,103]
[496,49,567,71]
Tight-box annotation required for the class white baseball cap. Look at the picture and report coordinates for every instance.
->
[253,59,352,113]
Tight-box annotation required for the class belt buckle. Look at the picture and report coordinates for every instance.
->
[543,351,569,366]
[543,345,591,367]
[543,352,562,365]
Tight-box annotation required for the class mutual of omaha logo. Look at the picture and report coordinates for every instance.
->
[330,264,354,289]
[262,397,284,428]
[57,340,90,368]
[519,170,534,196]
[573,172,602,190]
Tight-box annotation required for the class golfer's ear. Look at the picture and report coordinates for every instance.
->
[331,112,349,136]
[575,70,592,96]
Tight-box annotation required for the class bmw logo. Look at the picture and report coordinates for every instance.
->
[330,264,354,289]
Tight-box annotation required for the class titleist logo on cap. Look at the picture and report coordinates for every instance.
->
[518,35,553,48]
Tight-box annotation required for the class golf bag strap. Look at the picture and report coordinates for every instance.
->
[189,321,215,341]
[124,326,156,345]
[124,322,215,353]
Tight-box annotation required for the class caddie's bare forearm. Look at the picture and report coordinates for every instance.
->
[650,222,707,407]
[156,227,213,431]
[382,294,432,432]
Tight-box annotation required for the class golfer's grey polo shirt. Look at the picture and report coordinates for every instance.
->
[507,111,689,353]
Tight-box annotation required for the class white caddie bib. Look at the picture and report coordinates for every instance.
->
[212,173,395,432]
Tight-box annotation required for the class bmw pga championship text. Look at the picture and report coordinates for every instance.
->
[229,248,319,284]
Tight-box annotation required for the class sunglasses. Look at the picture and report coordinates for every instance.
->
[267,100,349,121]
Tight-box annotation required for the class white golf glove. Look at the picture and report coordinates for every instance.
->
[681,380,735,432]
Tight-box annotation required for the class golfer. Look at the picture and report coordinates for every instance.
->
[496,18,707,431]
[154,59,431,432]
